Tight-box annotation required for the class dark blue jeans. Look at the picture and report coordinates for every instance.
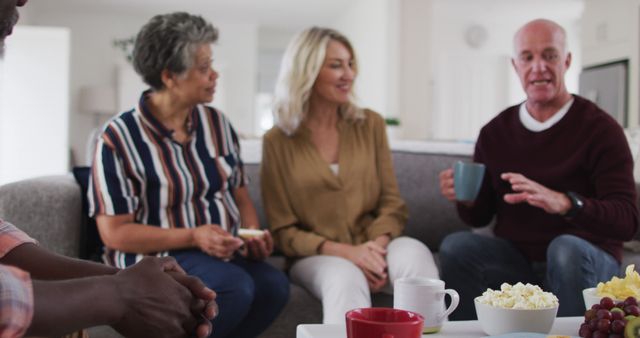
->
[439,232,619,320]
[173,250,290,338]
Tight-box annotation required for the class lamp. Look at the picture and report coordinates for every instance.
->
[79,84,116,165]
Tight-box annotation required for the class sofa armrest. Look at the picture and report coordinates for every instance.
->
[0,174,83,258]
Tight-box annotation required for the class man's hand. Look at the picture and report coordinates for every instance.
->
[501,172,571,215]
[112,256,215,338]
[193,224,244,259]
[439,169,456,201]
[240,229,274,261]
[167,271,218,338]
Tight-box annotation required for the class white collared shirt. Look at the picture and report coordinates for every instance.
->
[519,98,575,132]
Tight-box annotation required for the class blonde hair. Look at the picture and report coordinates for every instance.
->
[273,27,363,135]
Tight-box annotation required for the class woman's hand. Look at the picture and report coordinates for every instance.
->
[240,229,274,261]
[192,225,243,260]
[346,241,389,292]
[373,234,391,249]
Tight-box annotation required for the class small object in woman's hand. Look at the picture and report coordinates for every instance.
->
[238,228,265,239]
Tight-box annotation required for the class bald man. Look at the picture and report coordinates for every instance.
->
[0,1,216,336]
[438,19,638,319]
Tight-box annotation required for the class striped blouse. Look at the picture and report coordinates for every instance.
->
[88,91,246,268]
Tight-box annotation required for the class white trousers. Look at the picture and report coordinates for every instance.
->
[289,236,439,324]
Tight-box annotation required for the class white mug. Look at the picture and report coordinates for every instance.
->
[393,277,459,333]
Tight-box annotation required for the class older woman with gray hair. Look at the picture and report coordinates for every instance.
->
[260,26,439,324]
[88,12,288,338]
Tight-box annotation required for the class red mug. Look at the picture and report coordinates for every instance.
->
[345,307,424,338]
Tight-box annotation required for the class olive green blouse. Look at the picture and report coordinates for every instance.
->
[260,109,408,258]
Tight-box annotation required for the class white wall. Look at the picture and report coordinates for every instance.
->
[214,23,258,137]
[334,0,398,119]
[27,6,258,164]
[0,26,70,184]
[398,0,584,141]
[398,0,434,140]
[581,0,640,127]
[26,8,151,166]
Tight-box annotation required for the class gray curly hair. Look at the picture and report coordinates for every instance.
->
[132,12,218,90]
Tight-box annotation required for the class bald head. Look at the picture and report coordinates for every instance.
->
[511,18,572,113]
[514,19,568,56]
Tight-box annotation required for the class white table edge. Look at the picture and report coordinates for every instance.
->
[296,316,583,338]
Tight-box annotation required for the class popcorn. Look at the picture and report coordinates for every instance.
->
[476,282,559,309]
[596,264,640,300]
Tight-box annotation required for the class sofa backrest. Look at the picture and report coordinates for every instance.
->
[244,150,473,252]
[0,175,83,258]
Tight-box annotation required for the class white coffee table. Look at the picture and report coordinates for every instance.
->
[296,316,583,338]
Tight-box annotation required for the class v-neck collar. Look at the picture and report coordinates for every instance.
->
[136,90,200,141]
[296,118,349,189]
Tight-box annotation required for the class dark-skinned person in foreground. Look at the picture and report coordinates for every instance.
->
[0,1,217,337]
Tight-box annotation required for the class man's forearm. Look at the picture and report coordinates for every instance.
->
[27,275,121,336]
[1,243,118,280]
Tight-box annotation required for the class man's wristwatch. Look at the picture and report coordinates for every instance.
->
[564,191,585,218]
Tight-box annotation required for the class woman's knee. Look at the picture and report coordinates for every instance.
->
[321,257,368,292]
[259,267,290,304]
[388,237,438,277]
[388,236,431,253]
[218,268,256,306]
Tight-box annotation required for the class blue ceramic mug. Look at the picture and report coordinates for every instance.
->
[454,161,485,202]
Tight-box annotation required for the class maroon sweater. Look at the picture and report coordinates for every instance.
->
[458,95,638,262]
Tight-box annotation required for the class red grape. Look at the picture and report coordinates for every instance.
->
[625,305,640,317]
[589,318,599,331]
[597,318,611,333]
[597,309,612,320]
[578,323,591,337]
[600,297,615,310]
[625,296,638,307]
[611,319,625,333]
[579,300,640,338]
[611,310,624,321]
[585,308,598,321]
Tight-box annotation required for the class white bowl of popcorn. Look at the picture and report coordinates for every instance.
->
[474,282,559,336]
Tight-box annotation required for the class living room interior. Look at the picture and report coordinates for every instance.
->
[2,0,636,185]
[2,1,640,337]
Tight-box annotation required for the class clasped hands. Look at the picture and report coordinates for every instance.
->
[113,256,217,338]
[439,169,571,215]
[192,224,274,260]
[347,236,390,293]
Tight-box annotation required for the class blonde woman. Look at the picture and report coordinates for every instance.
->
[260,27,439,323]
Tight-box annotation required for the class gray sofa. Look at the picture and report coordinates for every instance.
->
[1,150,639,338]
